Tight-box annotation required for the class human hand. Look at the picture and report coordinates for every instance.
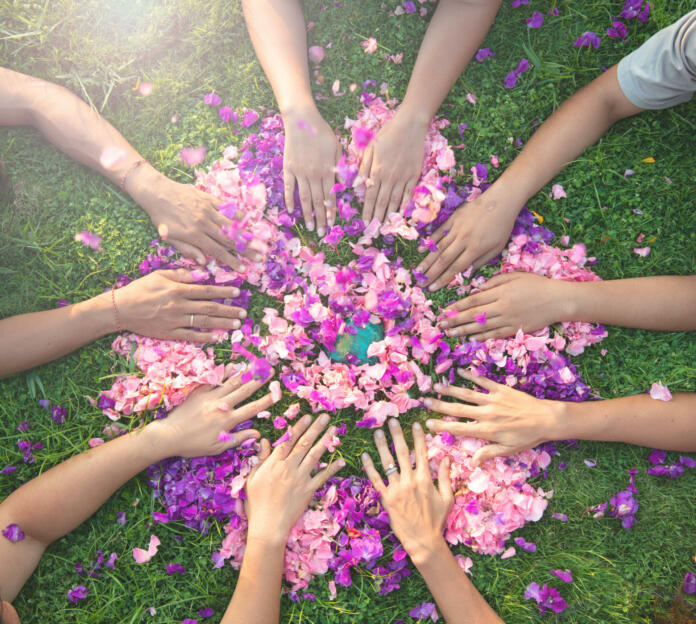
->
[115,269,246,342]
[439,272,573,340]
[359,110,427,225]
[145,367,277,459]
[361,419,453,565]
[129,167,265,270]
[424,370,564,465]
[244,413,345,542]
[282,107,341,236]
[415,194,518,291]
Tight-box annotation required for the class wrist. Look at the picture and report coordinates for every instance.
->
[245,527,288,551]
[394,101,432,128]
[408,535,450,568]
[280,102,321,122]
[124,163,165,210]
[77,291,117,339]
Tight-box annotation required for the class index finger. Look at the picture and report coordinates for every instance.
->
[412,421,429,478]
[183,283,241,300]
[423,397,482,420]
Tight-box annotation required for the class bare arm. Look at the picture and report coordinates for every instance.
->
[362,420,503,623]
[0,373,273,601]
[0,269,246,378]
[0,67,262,269]
[362,0,502,223]
[418,64,645,290]
[442,274,696,341]
[241,0,340,235]
[426,372,696,465]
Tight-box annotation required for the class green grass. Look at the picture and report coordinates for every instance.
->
[2,0,696,622]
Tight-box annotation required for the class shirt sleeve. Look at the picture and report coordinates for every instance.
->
[617,9,696,110]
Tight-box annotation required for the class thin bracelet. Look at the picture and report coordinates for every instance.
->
[119,159,148,191]
[111,284,123,333]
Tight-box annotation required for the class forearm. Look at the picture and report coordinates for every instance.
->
[481,65,643,219]
[222,536,285,624]
[0,292,114,377]
[241,0,315,116]
[400,0,501,123]
[0,69,145,187]
[555,393,696,452]
[412,540,504,623]
[558,276,696,331]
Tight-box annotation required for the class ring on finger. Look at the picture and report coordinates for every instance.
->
[189,313,194,326]
[384,464,398,477]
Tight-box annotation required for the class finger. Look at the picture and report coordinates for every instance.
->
[477,271,519,290]
[273,414,313,460]
[187,301,247,320]
[420,214,455,250]
[213,370,245,397]
[218,367,273,400]
[183,283,241,301]
[444,291,498,315]
[227,393,275,427]
[322,175,336,229]
[425,419,484,439]
[200,234,247,273]
[169,328,222,343]
[456,369,503,393]
[387,418,412,478]
[297,177,314,232]
[361,452,387,496]
[362,179,380,225]
[427,252,478,292]
[415,234,454,275]
[299,425,336,474]
[373,181,394,225]
[158,268,197,284]
[221,428,260,451]
[308,457,346,492]
[432,383,490,405]
[412,421,429,478]
[384,181,405,222]
[472,444,512,466]
[423,397,482,420]
[310,179,327,237]
[249,438,271,478]
[442,310,502,336]
[284,170,297,215]
[399,178,418,214]
[437,457,454,508]
[167,238,206,266]
[358,146,375,222]
[287,413,330,465]
[374,428,398,483]
[207,224,265,266]
[329,144,342,227]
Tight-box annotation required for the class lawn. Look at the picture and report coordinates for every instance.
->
[1,1,696,622]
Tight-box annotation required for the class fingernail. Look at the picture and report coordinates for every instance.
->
[361,452,369,462]
[231,288,240,297]
[255,253,263,262]
[417,247,425,253]
[307,222,314,231]
[239,310,247,319]
[337,459,346,467]
[388,418,397,428]
[318,227,325,237]
[232,320,241,329]
[303,415,312,425]
[440,320,448,328]
[375,429,384,439]
[413,422,422,431]
[320,414,330,425]
[428,284,437,292]
[426,419,434,428]
[424,398,433,407]
[433,383,443,392]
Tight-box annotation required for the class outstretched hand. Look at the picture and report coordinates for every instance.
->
[245,413,345,541]
[115,269,247,343]
[146,366,277,458]
[282,108,342,236]
[424,369,562,465]
[361,418,453,564]
[439,272,572,340]
[359,111,426,225]
[416,195,518,291]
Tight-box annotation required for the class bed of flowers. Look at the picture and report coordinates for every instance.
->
[96,91,610,602]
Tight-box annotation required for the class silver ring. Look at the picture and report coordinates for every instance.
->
[384,464,398,477]
[189,314,194,326]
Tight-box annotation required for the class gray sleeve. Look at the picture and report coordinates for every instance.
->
[617,9,696,110]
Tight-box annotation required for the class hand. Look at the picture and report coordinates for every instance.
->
[244,413,345,541]
[282,107,341,236]
[115,269,247,342]
[439,272,573,340]
[424,370,564,465]
[128,167,265,270]
[145,367,277,458]
[361,419,453,565]
[416,194,518,291]
[359,110,427,225]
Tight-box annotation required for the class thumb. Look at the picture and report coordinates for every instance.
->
[222,428,259,452]
[472,444,509,466]
[249,438,271,479]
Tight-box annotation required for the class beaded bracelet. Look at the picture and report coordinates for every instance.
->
[119,159,148,191]
[111,284,123,333]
